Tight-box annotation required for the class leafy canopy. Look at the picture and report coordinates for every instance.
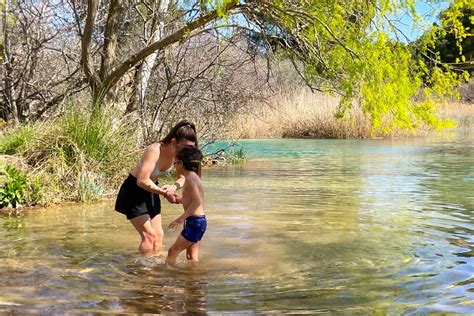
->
[195,0,472,132]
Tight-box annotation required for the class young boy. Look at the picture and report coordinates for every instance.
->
[166,146,207,267]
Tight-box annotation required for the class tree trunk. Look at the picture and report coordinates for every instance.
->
[139,0,170,106]
[100,0,123,82]
[126,0,170,115]
[1,0,19,125]
[81,0,101,106]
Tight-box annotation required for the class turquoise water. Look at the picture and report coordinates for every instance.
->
[0,137,473,313]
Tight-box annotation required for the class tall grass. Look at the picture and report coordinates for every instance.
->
[228,89,371,139]
[438,102,474,134]
[228,89,474,139]
[0,105,140,205]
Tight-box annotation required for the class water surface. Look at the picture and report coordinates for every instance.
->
[1,137,473,313]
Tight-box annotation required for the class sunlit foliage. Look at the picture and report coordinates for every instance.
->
[194,0,471,132]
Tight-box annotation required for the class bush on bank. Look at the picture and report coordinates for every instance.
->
[0,106,140,206]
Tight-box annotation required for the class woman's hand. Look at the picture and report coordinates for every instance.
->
[164,190,178,203]
[168,218,182,230]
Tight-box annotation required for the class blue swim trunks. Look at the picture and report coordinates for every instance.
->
[181,215,207,243]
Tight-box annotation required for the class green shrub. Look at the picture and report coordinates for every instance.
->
[59,106,139,177]
[62,108,112,163]
[0,102,143,205]
[78,172,104,202]
[228,146,246,165]
[0,165,28,208]
[25,175,45,206]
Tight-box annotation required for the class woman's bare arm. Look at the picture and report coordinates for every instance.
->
[136,143,166,196]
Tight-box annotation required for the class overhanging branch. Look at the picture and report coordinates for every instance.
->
[102,2,243,94]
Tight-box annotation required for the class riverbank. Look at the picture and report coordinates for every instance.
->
[228,89,474,139]
[0,107,140,208]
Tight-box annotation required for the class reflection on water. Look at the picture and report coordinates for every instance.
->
[1,137,473,313]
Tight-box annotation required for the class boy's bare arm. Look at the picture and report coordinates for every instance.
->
[162,174,186,192]
[174,174,185,190]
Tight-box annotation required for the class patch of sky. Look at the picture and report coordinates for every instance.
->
[383,1,449,43]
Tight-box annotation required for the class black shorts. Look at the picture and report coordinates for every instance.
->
[115,174,161,220]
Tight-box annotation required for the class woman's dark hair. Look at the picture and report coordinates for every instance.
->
[160,120,197,147]
[176,146,203,173]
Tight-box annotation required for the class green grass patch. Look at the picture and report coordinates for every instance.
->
[0,124,34,155]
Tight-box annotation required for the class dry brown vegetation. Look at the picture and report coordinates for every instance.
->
[438,102,474,133]
[228,89,474,139]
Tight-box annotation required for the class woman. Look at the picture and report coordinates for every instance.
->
[115,120,197,255]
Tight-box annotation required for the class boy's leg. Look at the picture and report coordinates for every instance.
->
[186,242,200,262]
[150,214,164,253]
[130,214,156,255]
[166,235,193,267]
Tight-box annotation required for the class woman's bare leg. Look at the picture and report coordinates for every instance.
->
[130,214,157,255]
[150,214,164,253]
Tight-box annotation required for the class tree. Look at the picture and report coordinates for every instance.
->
[415,6,473,75]
[78,0,238,106]
[140,31,272,143]
[1,0,85,124]
[76,0,472,132]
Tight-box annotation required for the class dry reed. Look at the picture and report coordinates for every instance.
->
[228,89,474,139]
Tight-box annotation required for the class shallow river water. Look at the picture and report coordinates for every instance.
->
[0,137,473,314]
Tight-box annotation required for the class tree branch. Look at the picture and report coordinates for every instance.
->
[102,2,243,96]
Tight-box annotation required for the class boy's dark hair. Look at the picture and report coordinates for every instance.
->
[176,145,203,173]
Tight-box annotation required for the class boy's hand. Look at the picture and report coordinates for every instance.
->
[168,218,182,230]
[162,184,177,193]
[172,192,182,204]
